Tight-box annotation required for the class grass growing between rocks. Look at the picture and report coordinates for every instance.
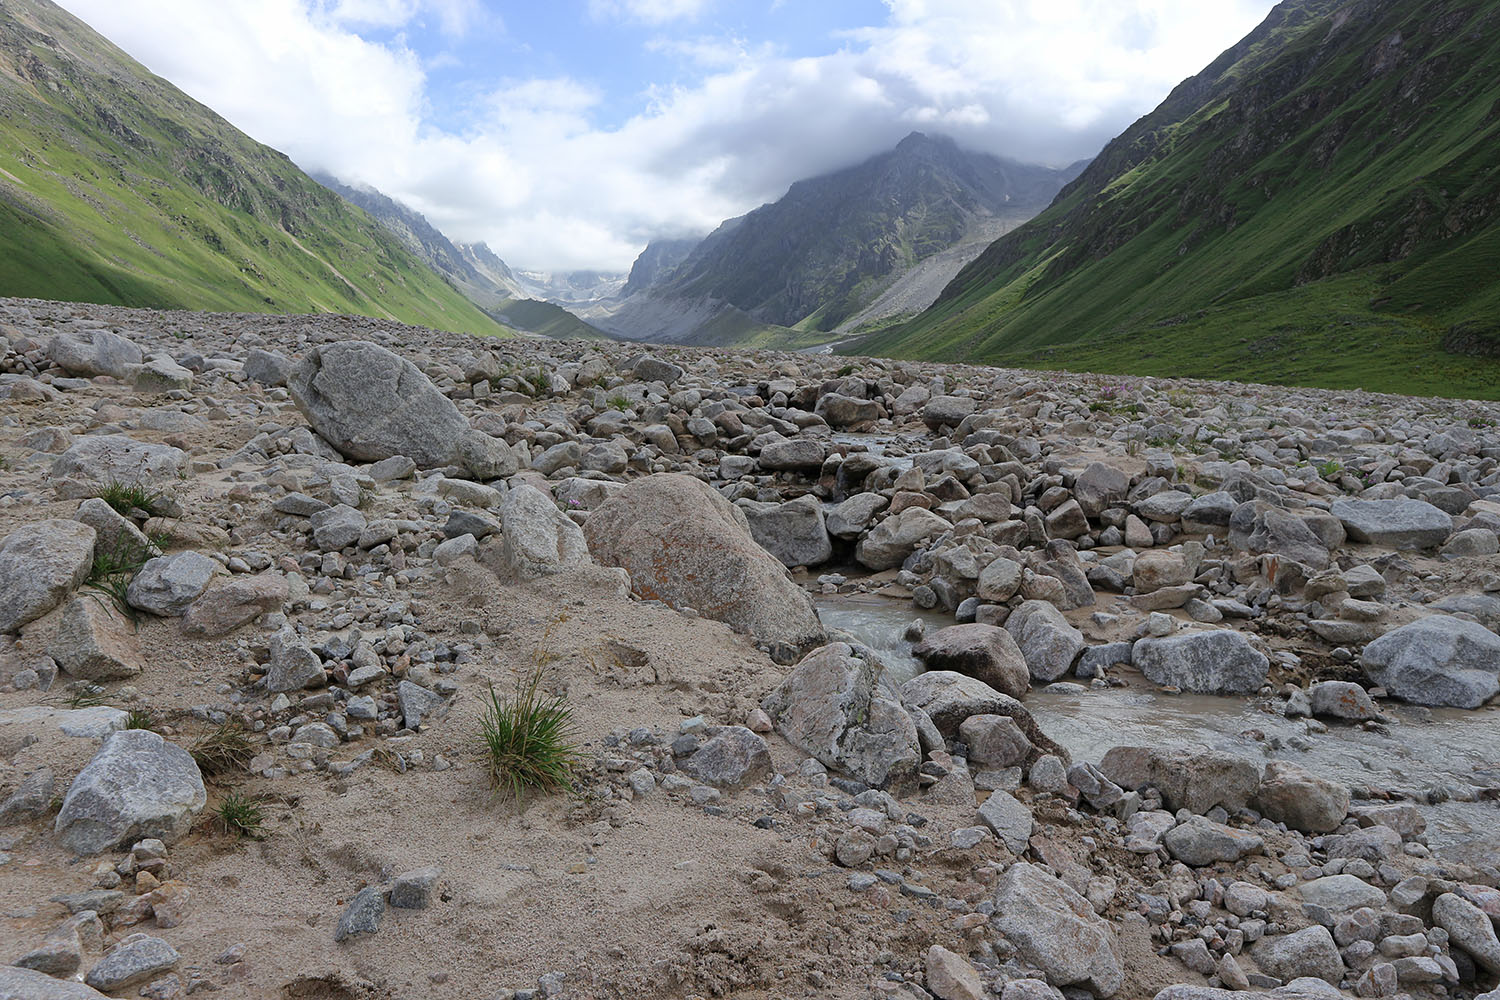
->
[480,670,580,807]
[82,536,155,623]
[214,791,266,839]
[90,480,169,519]
[191,721,255,776]
[123,708,157,731]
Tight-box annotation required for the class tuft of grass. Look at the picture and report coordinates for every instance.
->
[214,791,265,839]
[90,480,168,519]
[608,395,630,412]
[62,683,107,709]
[1317,459,1344,480]
[83,535,155,621]
[191,720,255,776]
[479,670,580,807]
[123,708,157,731]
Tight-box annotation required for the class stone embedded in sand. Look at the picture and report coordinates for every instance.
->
[46,328,142,378]
[0,519,96,634]
[1361,615,1500,708]
[1162,816,1264,865]
[126,551,220,616]
[1255,761,1350,834]
[0,965,112,1000]
[760,642,920,791]
[583,473,825,656]
[55,730,205,854]
[1331,498,1453,549]
[266,626,325,693]
[1253,925,1345,985]
[495,484,591,579]
[180,573,288,636]
[335,887,386,942]
[48,597,141,681]
[679,726,770,789]
[991,862,1123,997]
[977,790,1033,853]
[50,434,187,485]
[288,340,469,469]
[914,624,1030,698]
[926,945,985,1000]
[1098,744,1260,814]
[84,935,179,992]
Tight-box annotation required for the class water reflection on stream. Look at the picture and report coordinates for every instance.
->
[813,594,1499,849]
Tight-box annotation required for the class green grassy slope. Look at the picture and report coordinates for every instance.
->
[493,299,610,340]
[864,0,1500,399]
[0,0,508,336]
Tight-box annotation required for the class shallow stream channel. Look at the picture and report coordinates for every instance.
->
[813,593,1500,851]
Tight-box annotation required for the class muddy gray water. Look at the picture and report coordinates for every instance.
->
[815,596,1500,849]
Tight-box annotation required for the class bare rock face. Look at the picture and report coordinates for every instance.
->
[761,642,920,791]
[991,862,1124,997]
[288,340,469,469]
[0,519,96,634]
[583,473,825,658]
[54,730,206,854]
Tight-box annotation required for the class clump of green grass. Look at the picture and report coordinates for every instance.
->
[214,791,265,839]
[62,683,107,709]
[91,480,168,519]
[608,395,631,411]
[123,708,157,731]
[1317,459,1344,480]
[191,720,255,775]
[83,536,155,621]
[480,670,580,806]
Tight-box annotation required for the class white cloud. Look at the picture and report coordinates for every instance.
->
[56,0,1275,273]
[589,0,713,25]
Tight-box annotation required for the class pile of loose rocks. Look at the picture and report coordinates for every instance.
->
[1,296,1497,1000]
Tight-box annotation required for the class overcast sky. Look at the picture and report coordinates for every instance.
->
[58,0,1276,274]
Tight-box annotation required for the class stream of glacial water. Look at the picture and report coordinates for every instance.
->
[813,594,1500,850]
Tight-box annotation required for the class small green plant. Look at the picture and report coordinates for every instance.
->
[608,395,630,412]
[1317,459,1344,480]
[191,720,255,775]
[214,792,265,839]
[83,536,154,621]
[1469,416,1495,429]
[90,480,167,519]
[123,708,157,731]
[836,364,856,377]
[63,683,108,709]
[479,670,580,807]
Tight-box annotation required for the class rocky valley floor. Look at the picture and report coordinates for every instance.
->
[0,297,1498,1000]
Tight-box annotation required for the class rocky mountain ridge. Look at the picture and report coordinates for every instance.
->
[2,296,1500,999]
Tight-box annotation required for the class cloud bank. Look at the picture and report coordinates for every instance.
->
[59,0,1275,272]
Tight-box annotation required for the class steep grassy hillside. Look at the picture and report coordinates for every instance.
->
[0,0,508,336]
[493,299,610,340]
[865,0,1500,399]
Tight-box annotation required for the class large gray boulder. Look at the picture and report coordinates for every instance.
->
[760,642,920,790]
[50,434,187,484]
[1229,502,1332,570]
[288,341,469,469]
[0,519,96,633]
[991,862,1123,996]
[46,329,142,378]
[54,730,206,854]
[0,966,111,999]
[494,485,591,579]
[1254,761,1350,834]
[48,597,140,681]
[899,671,1067,764]
[1252,926,1344,985]
[1005,601,1086,682]
[126,551,220,616]
[1331,498,1453,549]
[1361,616,1500,708]
[855,507,951,571]
[1163,816,1264,865]
[584,474,825,656]
[739,495,832,567]
[758,437,825,471]
[1099,744,1261,814]
[1132,629,1268,695]
[914,624,1030,698]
